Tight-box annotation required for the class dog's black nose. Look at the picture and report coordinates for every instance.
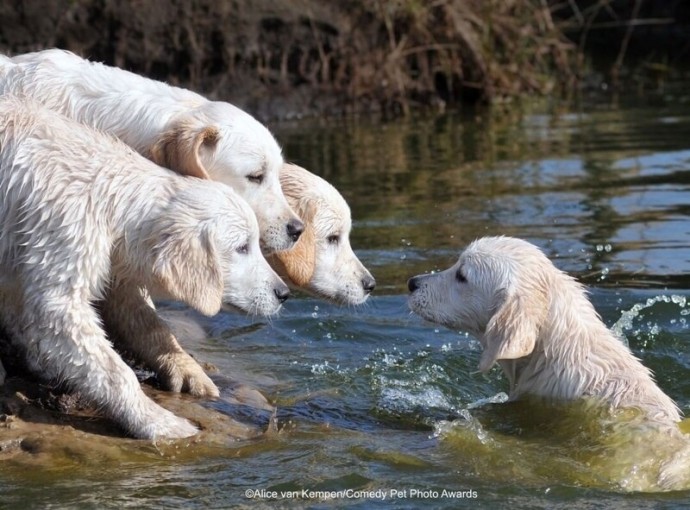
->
[274,285,291,303]
[362,275,376,294]
[286,219,304,242]
[407,276,421,292]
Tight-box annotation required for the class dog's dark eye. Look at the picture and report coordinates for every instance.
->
[327,234,340,245]
[237,243,249,254]
[247,173,264,184]
[456,268,467,283]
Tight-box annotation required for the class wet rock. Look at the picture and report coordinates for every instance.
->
[0,372,273,467]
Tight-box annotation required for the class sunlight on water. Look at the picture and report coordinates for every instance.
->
[4,101,690,508]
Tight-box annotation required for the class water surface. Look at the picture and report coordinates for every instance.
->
[4,98,690,507]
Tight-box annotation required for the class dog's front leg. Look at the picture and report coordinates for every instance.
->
[100,278,220,397]
[17,296,197,439]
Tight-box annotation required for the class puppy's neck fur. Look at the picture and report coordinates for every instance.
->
[500,271,681,424]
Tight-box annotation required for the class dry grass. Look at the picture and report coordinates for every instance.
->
[0,0,579,116]
[326,0,578,113]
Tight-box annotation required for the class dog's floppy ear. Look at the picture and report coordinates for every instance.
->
[272,208,316,287]
[150,118,219,179]
[478,287,546,372]
[271,164,317,287]
[152,227,224,316]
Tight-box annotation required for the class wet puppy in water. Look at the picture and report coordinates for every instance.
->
[0,96,289,439]
[407,236,680,425]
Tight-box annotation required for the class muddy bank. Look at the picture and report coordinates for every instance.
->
[0,0,576,120]
[0,316,278,460]
[2,1,688,119]
[0,373,279,467]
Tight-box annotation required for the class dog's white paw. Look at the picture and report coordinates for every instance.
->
[157,352,219,397]
[138,408,199,440]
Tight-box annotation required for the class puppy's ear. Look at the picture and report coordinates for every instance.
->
[272,204,315,287]
[152,227,224,316]
[150,119,219,179]
[478,287,546,372]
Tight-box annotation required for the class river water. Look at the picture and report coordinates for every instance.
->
[3,96,690,508]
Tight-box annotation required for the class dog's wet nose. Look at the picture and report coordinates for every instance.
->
[274,284,291,303]
[286,219,304,242]
[362,275,376,294]
[407,276,420,293]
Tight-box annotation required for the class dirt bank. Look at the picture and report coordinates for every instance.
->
[0,374,275,468]
[0,0,577,120]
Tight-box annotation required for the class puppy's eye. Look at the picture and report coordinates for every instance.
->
[456,268,467,283]
[237,243,249,254]
[327,234,340,245]
[247,173,264,184]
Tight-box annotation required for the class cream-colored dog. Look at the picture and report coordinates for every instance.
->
[0,49,303,397]
[408,236,680,425]
[0,96,289,439]
[1,49,303,252]
[269,164,376,305]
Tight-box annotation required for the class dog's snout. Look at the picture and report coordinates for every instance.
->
[286,219,304,242]
[407,276,422,293]
[362,275,376,294]
[274,284,291,303]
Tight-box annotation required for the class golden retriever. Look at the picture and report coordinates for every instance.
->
[0,49,305,398]
[0,96,289,438]
[407,236,680,425]
[269,163,376,305]
[1,49,303,252]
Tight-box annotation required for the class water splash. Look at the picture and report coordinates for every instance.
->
[433,409,493,445]
[380,385,454,414]
[611,294,689,347]
[310,360,344,375]
[466,392,509,409]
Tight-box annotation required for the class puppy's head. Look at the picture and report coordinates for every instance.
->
[407,236,551,372]
[268,164,376,305]
[150,102,303,254]
[149,181,290,317]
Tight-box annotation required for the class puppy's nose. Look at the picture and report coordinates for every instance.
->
[286,219,304,242]
[274,284,291,303]
[407,276,421,293]
[362,275,376,294]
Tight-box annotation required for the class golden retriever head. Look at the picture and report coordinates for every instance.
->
[268,164,376,305]
[407,236,551,372]
[147,181,290,317]
[150,102,304,254]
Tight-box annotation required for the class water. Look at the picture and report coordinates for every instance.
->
[4,98,690,507]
